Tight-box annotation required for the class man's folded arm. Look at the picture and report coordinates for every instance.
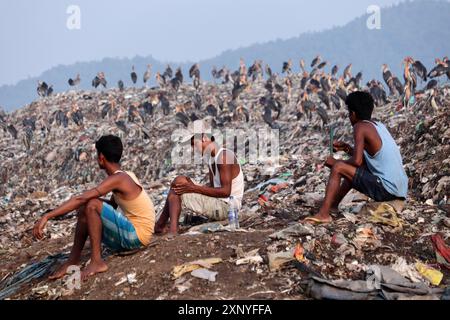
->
[44,176,120,220]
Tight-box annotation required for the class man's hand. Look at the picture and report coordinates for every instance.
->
[325,156,337,168]
[33,215,49,240]
[333,141,351,153]
[173,177,196,195]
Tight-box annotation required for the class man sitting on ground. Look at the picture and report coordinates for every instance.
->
[304,91,408,224]
[33,135,155,280]
[155,120,244,236]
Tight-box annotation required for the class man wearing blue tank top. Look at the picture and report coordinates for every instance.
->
[304,91,408,225]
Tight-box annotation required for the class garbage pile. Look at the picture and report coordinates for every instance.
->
[0,75,449,300]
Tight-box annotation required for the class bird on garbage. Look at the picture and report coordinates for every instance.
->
[71,109,84,126]
[128,103,141,123]
[160,93,171,115]
[101,103,112,119]
[37,81,52,97]
[115,120,127,133]
[311,55,321,68]
[37,81,47,97]
[22,117,36,131]
[55,110,69,128]
[175,111,191,127]
[262,105,280,129]
[444,56,450,80]
[331,65,339,77]
[68,74,81,88]
[131,66,138,85]
[143,65,152,86]
[428,58,449,79]
[206,103,218,117]
[320,75,331,92]
[282,59,292,75]
[156,72,165,88]
[248,60,263,81]
[189,63,201,90]
[141,101,154,117]
[260,96,282,119]
[170,68,183,91]
[297,91,314,120]
[315,105,329,127]
[330,92,342,110]
[403,57,417,107]
[265,64,273,79]
[163,65,173,82]
[23,126,33,150]
[193,93,202,110]
[410,59,427,82]
[382,64,402,96]
[92,72,107,89]
[317,90,331,109]
[343,64,352,80]
[317,61,327,70]
[118,80,125,91]
[347,72,363,90]
[7,124,18,139]
[368,80,388,107]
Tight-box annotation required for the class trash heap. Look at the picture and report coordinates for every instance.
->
[0,76,449,300]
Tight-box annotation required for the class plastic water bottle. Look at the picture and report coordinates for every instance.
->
[228,196,236,231]
[233,197,240,230]
[228,196,240,231]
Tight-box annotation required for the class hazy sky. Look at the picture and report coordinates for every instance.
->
[0,0,411,86]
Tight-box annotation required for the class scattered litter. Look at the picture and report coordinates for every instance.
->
[304,265,445,300]
[415,263,443,286]
[191,268,218,282]
[172,258,222,279]
[268,249,295,272]
[174,277,192,293]
[115,272,138,286]
[331,233,348,247]
[269,223,314,240]
[431,233,450,268]
[235,249,263,265]
[391,257,422,283]
[367,203,403,230]
[352,226,382,250]
[0,253,68,300]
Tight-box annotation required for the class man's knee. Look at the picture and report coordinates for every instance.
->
[331,162,345,174]
[86,199,102,214]
[171,176,189,188]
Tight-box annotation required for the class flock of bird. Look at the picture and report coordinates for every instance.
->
[5,54,449,150]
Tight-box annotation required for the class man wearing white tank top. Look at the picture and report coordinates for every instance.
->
[155,120,244,236]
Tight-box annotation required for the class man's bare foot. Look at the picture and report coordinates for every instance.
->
[49,261,79,280]
[81,260,108,281]
[155,224,169,235]
[162,232,178,241]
